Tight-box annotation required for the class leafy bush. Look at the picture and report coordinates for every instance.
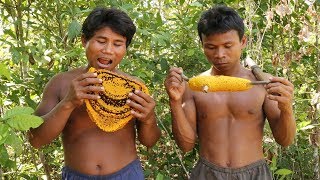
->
[0,0,319,179]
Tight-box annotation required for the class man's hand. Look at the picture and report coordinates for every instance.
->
[126,90,156,124]
[164,67,186,102]
[128,90,161,148]
[265,77,294,111]
[63,72,104,108]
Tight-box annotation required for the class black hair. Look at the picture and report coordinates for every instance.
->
[82,7,136,47]
[197,5,244,42]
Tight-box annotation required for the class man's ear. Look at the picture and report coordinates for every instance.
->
[81,35,88,48]
[240,35,247,49]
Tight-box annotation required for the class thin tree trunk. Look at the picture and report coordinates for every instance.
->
[15,0,28,79]
[312,3,320,180]
[39,151,51,180]
[314,148,319,180]
[0,103,3,117]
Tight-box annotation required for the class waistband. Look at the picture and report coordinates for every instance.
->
[62,159,141,178]
[199,157,268,173]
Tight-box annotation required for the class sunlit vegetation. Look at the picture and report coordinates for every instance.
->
[0,0,319,179]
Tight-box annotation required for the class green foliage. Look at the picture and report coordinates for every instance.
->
[6,113,42,131]
[68,19,82,40]
[0,0,319,179]
[0,63,11,80]
[0,106,43,175]
[270,156,294,179]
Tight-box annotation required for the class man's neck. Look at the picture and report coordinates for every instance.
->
[211,64,243,77]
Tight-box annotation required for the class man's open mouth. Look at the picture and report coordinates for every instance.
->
[97,58,112,68]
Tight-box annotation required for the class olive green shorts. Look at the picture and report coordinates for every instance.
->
[190,158,273,180]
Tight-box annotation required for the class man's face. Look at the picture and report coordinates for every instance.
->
[82,27,127,71]
[201,30,246,72]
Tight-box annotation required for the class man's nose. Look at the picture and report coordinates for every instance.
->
[215,48,225,58]
[102,43,113,54]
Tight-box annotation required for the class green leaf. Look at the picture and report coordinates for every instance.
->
[3,29,16,39]
[5,132,23,155]
[297,120,311,131]
[189,2,203,7]
[10,46,22,64]
[25,95,38,109]
[68,19,81,40]
[270,156,277,171]
[0,155,16,169]
[0,123,10,135]
[3,107,34,120]
[120,3,134,11]
[160,59,169,71]
[7,114,43,131]
[275,168,293,175]
[0,63,11,80]
[156,173,164,180]
[0,144,9,165]
[156,12,163,25]
[187,49,195,56]
[0,123,10,145]
[138,28,150,36]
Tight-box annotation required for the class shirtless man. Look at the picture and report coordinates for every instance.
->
[164,5,295,180]
[28,7,161,179]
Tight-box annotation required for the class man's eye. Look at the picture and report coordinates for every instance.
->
[206,46,215,49]
[97,40,106,44]
[114,43,122,46]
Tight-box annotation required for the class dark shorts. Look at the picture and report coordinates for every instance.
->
[190,158,273,180]
[62,159,144,180]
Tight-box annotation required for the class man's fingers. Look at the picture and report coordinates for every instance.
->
[266,82,293,96]
[267,94,286,102]
[73,91,100,100]
[82,93,101,100]
[167,75,184,86]
[131,110,144,119]
[127,91,155,109]
[76,72,98,80]
[129,90,153,103]
[168,71,182,82]
[128,92,147,105]
[267,85,292,95]
[267,94,292,105]
[269,77,294,88]
[127,99,144,113]
[266,82,293,91]
[78,77,102,86]
[169,67,183,74]
[126,90,156,121]
[82,85,104,93]
[73,72,102,86]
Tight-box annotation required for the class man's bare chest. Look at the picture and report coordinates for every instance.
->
[193,88,266,119]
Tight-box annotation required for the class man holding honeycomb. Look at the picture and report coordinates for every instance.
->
[28,7,160,179]
[165,5,295,180]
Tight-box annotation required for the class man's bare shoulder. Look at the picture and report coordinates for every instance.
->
[50,67,87,84]
[244,66,272,81]
[42,67,87,98]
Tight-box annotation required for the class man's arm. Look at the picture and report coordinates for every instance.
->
[127,90,161,148]
[264,77,296,147]
[28,72,103,149]
[170,89,197,153]
[165,67,197,153]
